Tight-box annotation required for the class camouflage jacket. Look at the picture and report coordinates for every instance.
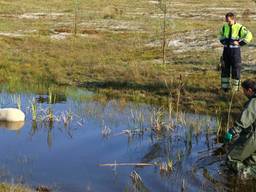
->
[227,93,256,163]
[231,93,256,135]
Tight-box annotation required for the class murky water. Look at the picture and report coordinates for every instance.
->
[0,88,255,192]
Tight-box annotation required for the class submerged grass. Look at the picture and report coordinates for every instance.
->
[31,98,37,121]
[0,0,254,115]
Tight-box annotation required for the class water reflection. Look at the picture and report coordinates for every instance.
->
[0,88,253,192]
[36,94,67,104]
[0,121,24,131]
[29,118,78,148]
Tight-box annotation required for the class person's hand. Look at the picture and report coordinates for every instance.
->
[233,41,240,46]
[224,132,233,143]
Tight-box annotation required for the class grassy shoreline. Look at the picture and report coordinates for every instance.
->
[0,1,255,189]
[0,183,32,192]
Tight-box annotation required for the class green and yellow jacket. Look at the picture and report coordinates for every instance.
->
[219,23,253,46]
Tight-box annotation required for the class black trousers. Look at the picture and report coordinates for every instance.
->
[221,47,241,80]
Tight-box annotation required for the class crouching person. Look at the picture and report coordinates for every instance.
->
[225,79,256,174]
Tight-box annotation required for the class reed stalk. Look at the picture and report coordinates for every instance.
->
[176,75,184,122]
[226,91,236,131]
[16,95,21,110]
[31,99,37,121]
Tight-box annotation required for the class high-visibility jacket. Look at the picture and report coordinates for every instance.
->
[219,23,253,46]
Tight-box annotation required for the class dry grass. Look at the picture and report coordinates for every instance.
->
[0,183,32,192]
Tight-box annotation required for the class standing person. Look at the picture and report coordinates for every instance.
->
[225,79,256,174]
[219,12,253,92]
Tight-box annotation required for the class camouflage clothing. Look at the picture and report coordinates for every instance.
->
[227,93,256,173]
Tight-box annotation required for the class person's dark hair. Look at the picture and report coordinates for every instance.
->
[225,12,235,19]
[241,79,256,92]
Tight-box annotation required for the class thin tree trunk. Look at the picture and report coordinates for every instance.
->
[73,0,79,36]
[162,7,166,65]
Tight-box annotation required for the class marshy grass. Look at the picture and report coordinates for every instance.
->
[61,110,73,127]
[226,91,236,131]
[216,108,224,141]
[0,183,32,192]
[46,108,54,123]
[28,94,79,129]
[159,159,173,174]
[101,120,112,137]
[175,75,184,120]
[30,98,37,121]
[48,88,53,104]
[16,95,21,110]
[36,108,75,126]
[130,170,143,186]
[130,108,145,130]
[121,105,173,137]
[101,125,112,137]
[129,170,150,192]
[150,107,166,132]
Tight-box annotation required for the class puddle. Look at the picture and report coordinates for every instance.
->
[50,28,102,40]
[0,30,37,38]
[50,32,71,40]
[148,0,159,4]
[18,12,66,20]
[0,86,253,191]
[80,20,145,33]
[146,29,223,53]
[0,32,25,38]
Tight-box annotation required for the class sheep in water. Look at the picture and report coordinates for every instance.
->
[0,108,25,122]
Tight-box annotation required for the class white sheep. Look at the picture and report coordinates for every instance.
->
[0,108,25,122]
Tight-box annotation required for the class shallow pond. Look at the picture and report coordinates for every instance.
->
[0,88,255,192]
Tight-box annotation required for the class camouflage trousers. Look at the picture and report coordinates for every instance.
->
[227,155,256,174]
[227,131,256,174]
